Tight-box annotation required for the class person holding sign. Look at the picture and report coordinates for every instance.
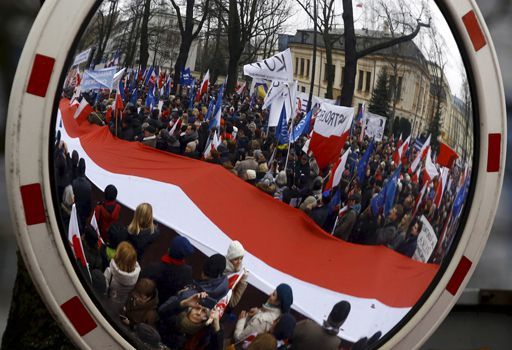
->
[395,218,423,258]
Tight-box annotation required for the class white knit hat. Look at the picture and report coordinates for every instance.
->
[226,240,245,261]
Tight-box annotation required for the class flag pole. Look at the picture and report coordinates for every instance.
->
[283,84,295,173]
[114,106,118,137]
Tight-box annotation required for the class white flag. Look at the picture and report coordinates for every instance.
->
[243,49,294,82]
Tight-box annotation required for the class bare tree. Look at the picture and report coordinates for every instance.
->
[169,0,210,93]
[296,0,339,99]
[340,0,430,106]
[93,0,119,67]
[217,0,292,92]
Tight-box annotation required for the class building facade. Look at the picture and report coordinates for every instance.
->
[286,29,472,159]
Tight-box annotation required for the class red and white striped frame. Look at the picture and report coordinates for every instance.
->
[5,0,505,349]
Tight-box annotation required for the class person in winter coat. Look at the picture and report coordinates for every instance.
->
[104,241,141,311]
[290,300,351,350]
[233,284,293,343]
[333,193,361,241]
[72,158,92,231]
[122,278,159,328]
[224,241,248,308]
[82,225,108,272]
[194,254,229,302]
[127,203,160,261]
[93,184,121,242]
[395,218,423,257]
[158,292,223,350]
[141,235,195,306]
[60,184,74,231]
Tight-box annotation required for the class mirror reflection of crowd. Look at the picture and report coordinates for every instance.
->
[54,135,376,349]
[64,78,467,264]
[53,76,469,348]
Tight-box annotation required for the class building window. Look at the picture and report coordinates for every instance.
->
[365,71,372,92]
[357,70,364,91]
[340,66,345,87]
[295,57,299,75]
[300,58,304,76]
[301,86,306,93]
[397,77,403,100]
[306,59,310,78]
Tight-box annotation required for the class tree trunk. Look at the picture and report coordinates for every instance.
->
[139,0,151,71]
[340,0,356,107]
[226,0,242,93]
[1,251,77,349]
[324,33,334,99]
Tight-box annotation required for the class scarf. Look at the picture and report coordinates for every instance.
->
[161,254,186,266]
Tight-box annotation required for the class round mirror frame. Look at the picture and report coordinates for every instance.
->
[5,0,506,348]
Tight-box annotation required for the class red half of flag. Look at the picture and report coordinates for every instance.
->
[309,131,350,169]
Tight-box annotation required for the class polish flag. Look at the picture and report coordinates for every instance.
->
[309,103,354,169]
[90,213,105,246]
[68,204,88,268]
[437,142,459,169]
[169,118,182,135]
[203,130,221,158]
[411,163,421,183]
[59,98,440,342]
[434,167,449,208]
[115,80,124,111]
[422,148,439,183]
[73,98,93,124]
[393,135,410,166]
[324,148,351,193]
[235,81,246,95]
[195,70,210,102]
[413,182,428,218]
[411,135,431,173]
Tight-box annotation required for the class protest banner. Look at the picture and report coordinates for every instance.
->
[309,102,354,168]
[363,112,387,141]
[81,67,118,91]
[413,216,438,263]
[72,48,91,67]
[243,49,293,82]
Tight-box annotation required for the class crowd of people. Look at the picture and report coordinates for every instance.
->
[54,133,379,349]
[65,70,468,264]
[53,69,472,348]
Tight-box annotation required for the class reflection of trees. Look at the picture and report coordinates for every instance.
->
[93,0,119,67]
[169,0,210,93]
[216,0,292,92]
[296,0,338,99]
[340,0,430,107]
[426,22,447,153]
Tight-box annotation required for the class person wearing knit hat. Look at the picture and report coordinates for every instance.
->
[225,240,245,273]
[168,236,195,260]
[234,284,294,343]
[139,236,194,306]
[291,300,351,350]
[224,240,248,308]
[275,284,293,313]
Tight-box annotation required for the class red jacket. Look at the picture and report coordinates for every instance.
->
[94,200,121,241]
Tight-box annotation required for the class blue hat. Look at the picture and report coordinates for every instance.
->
[168,236,195,259]
[276,283,293,313]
